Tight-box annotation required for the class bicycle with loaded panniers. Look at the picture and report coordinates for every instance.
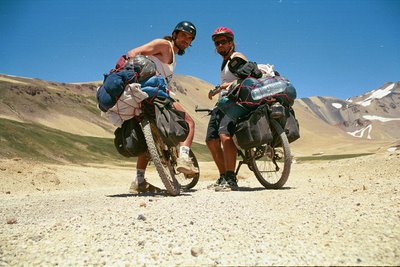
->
[196,75,300,189]
[97,55,200,196]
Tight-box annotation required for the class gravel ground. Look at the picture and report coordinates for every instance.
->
[0,153,399,266]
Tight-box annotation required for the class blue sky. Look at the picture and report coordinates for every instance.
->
[0,0,399,99]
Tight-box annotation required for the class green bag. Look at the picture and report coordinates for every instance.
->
[216,96,251,121]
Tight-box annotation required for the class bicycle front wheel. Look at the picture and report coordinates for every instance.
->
[142,118,180,196]
[250,119,292,189]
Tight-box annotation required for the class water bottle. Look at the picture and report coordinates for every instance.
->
[250,79,288,101]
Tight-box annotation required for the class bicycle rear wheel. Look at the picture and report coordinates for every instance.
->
[250,119,291,189]
[142,118,180,196]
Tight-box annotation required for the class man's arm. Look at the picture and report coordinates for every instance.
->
[127,39,170,58]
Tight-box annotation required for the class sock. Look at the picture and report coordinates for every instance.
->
[179,146,190,159]
[135,169,145,185]
[225,171,236,180]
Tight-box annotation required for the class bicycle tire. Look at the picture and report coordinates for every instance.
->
[142,118,180,196]
[250,119,292,189]
[176,149,200,190]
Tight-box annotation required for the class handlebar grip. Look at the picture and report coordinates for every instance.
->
[195,108,212,112]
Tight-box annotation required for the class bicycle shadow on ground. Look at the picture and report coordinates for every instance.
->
[106,190,197,198]
[235,186,294,192]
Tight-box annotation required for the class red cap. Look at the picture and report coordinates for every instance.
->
[212,27,234,40]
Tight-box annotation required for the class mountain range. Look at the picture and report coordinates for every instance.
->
[0,73,398,160]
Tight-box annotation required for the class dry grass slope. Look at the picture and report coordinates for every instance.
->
[0,74,398,160]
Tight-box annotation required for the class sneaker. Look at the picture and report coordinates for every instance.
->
[217,175,238,191]
[176,157,199,176]
[225,178,239,190]
[207,175,226,189]
[214,180,231,192]
[129,179,162,194]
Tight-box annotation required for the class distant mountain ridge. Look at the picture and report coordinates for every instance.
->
[296,82,400,140]
[0,73,398,157]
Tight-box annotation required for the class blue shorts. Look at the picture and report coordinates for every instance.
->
[205,108,236,141]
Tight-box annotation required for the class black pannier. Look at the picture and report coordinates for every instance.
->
[284,110,300,143]
[153,99,189,147]
[235,105,273,149]
[114,118,147,157]
[273,108,300,146]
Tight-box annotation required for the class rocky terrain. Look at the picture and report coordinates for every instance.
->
[1,152,399,266]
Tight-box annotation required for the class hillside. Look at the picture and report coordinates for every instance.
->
[0,75,110,138]
[0,74,399,163]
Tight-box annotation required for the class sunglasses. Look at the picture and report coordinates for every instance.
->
[214,39,229,46]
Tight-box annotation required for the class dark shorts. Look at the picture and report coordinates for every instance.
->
[205,108,236,141]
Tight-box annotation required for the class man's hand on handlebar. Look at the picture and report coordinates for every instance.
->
[208,85,222,100]
[208,82,236,100]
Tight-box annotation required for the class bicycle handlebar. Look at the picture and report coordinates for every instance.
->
[194,105,212,113]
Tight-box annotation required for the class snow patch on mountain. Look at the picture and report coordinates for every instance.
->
[331,103,342,109]
[347,124,372,139]
[363,115,400,122]
[356,83,395,107]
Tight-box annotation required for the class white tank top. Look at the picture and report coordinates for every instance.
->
[220,52,240,84]
[218,52,241,97]
[147,41,176,84]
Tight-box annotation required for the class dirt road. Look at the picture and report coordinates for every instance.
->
[1,153,399,266]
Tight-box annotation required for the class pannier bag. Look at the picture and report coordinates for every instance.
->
[153,99,189,147]
[114,118,147,157]
[284,110,300,143]
[273,109,300,147]
[235,105,273,149]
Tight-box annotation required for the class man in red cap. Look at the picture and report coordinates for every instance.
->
[206,27,248,191]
